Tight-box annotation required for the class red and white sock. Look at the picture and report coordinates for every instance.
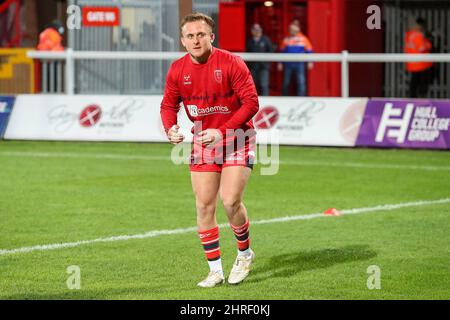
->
[198,226,223,276]
[230,219,251,257]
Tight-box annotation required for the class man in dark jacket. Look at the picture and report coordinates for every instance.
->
[246,23,273,96]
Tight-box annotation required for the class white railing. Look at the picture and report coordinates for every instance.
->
[28,49,450,97]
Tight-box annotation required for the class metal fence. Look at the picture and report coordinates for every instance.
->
[40,60,65,93]
[68,0,179,94]
[28,50,450,98]
[384,1,450,98]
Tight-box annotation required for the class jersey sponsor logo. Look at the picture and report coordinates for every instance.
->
[183,75,192,85]
[186,104,230,117]
[187,104,198,116]
[180,90,234,102]
[214,70,222,84]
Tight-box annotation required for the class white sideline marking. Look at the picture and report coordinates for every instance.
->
[279,159,450,171]
[0,151,169,161]
[0,198,449,256]
[1,150,450,172]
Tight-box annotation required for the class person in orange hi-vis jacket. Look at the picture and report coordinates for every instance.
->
[404,17,434,98]
[37,21,65,51]
[37,21,65,92]
[278,22,313,96]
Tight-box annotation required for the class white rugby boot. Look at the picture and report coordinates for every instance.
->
[197,271,225,288]
[227,249,255,285]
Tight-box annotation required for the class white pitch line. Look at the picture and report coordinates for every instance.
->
[0,151,169,161]
[0,198,449,257]
[0,150,449,172]
[278,159,450,172]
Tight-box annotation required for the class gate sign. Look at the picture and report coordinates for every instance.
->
[0,96,15,139]
[82,7,120,27]
[356,99,450,149]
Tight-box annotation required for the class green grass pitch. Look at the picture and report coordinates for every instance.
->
[0,140,449,299]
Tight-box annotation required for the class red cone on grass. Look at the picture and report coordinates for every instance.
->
[324,208,341,216]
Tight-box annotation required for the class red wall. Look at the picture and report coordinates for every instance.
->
[219,0,384,97]
[218,2,246,51]
[345,0,383,97]
[307,0,331,96]
[307,0,345,97]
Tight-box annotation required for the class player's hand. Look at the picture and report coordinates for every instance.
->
[196,129,222,146]
[167,125,185,145]
[308,62,314,70]
[277,63,283,71]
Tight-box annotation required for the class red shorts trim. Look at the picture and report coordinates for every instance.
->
[189,160,254,173]
[189,135,255,173]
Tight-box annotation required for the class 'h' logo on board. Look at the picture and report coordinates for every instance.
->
[376,103,414,143]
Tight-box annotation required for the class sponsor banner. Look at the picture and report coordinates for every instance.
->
[255,97,368,146]
[356,99,450,149]
[0,96,15,139]
[4,95,366,146]
[82,7,120,27]
[4,95,192,142]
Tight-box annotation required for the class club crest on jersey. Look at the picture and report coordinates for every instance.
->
[214,70,222,83]
[184,75,192,85]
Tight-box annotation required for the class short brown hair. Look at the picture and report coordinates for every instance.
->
[180,12,215,33]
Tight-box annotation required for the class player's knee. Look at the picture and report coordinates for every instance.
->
[196,201,216,216]
[221,197,241,214]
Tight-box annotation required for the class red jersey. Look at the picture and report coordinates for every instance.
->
[160,48,259,135]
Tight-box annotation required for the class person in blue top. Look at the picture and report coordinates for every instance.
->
[278,22,313,96]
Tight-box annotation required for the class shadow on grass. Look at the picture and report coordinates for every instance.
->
[246,244,377,283]
[1,245,377,298]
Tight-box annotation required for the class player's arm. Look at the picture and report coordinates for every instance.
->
[218,56,259,134]
[160,65,184,144]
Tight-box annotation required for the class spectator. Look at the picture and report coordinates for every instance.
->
[37,20,65,92]
[246,23,273,96]
[278,22,313,96]
[37,20,65,51]
[404,17,434,98]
